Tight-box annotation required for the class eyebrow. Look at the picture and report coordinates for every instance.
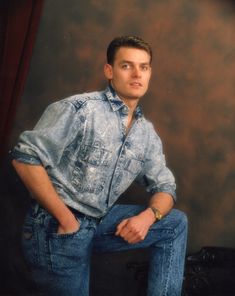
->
[119,60,151,66]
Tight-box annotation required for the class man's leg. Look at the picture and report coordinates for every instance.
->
[22,203,97,296]
[93,204,188,296]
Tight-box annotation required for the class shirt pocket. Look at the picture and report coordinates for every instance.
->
[124,157,144,175]
[79,143,111,166]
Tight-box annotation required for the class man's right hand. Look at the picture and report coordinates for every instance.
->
[11,160,81,236]
[57,216,80,235]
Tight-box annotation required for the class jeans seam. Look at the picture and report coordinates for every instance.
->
[163,240,174,296]
[163,215,187,295]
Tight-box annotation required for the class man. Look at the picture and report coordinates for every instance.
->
[12,36,187,296]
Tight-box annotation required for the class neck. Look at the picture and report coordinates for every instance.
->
[109,83,139,113]
[119,96,138,132]
[120,96,139,114]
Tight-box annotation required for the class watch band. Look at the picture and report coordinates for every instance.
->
[149,206,162,221]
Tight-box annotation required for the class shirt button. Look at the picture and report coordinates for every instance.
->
[122,106,128,114]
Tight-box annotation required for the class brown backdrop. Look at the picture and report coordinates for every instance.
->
[2,0,235,292]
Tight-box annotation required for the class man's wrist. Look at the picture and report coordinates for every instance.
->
[149,206,162,222]
[140,207,157,225]
[57,206,77,227]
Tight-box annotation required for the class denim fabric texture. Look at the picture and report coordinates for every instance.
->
[22,202,187,296]
[12,86,176,218]
[14,86,187,295]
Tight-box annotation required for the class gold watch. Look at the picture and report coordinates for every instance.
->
[150,206,162,221]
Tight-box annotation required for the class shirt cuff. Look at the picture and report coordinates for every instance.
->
[10,149,42,165]
[148,185,177,202]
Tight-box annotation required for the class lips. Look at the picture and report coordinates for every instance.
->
[130,82,142,87]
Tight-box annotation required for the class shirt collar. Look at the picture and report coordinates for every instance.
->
[104,85,144,119]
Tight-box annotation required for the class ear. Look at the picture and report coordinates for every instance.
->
[104,63,113,80]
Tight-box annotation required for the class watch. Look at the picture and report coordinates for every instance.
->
[149,206,162,221]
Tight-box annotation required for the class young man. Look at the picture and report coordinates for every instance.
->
[12,36,187,296]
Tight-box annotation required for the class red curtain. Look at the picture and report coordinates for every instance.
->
[0,0,44,160]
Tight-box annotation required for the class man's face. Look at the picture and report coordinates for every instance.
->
[104,47,152,102]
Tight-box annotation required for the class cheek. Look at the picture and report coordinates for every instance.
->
[145,74,151,85]
[113,74,128,85]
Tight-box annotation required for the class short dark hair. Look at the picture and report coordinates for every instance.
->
[107,35,152,65]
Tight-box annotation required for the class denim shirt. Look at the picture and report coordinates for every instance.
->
[12,86,176,218]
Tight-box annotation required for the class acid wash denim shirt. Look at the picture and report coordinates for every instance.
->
[12,86,176,218]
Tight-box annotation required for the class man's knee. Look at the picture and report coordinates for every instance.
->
[171,209,188,235]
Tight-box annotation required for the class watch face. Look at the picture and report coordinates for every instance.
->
[156,211,162,220]
[150,207,162,220]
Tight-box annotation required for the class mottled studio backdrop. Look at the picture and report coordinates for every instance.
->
[9,0,235,253]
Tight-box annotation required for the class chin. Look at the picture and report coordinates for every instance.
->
[130,91,146,99]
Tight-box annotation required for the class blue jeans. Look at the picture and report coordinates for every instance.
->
[22,203,188,296]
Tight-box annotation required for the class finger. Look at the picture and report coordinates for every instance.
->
[124,232,138,243]
[129,238,142,244]
[115,219,128,235]
[117,221,135,238]
[119,227,133,240]
[119,221,137,238]
[119,223,141,242]
[125,231,146,244]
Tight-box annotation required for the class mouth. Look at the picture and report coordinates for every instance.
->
[129,82,142,87]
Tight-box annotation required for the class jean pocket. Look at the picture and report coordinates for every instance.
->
[46,216,81,239]
[48,219,95,274]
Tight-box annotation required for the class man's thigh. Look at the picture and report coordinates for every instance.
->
[93,204,186,253]
[22,204,96,295]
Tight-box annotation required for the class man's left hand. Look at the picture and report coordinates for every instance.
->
[115,212,154,244]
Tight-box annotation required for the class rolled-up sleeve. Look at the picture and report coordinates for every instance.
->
[136,123,177,202]
[12,100,83,168]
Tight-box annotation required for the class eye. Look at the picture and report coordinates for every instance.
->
[121,64,130,70]
[141,65,150,71]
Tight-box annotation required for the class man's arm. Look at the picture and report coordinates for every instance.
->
[116,122,176,244]
[115,192,174,244]
[12,159,79,234]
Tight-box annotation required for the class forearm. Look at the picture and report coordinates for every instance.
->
[149,192,174,216]
[137,192,174,226]
[12,159,76,228]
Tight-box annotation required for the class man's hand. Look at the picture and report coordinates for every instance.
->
[57,215,80,235]
[12,160,82,236]
[115,209,155,244]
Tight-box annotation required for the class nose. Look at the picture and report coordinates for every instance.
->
[132,66,141,78]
